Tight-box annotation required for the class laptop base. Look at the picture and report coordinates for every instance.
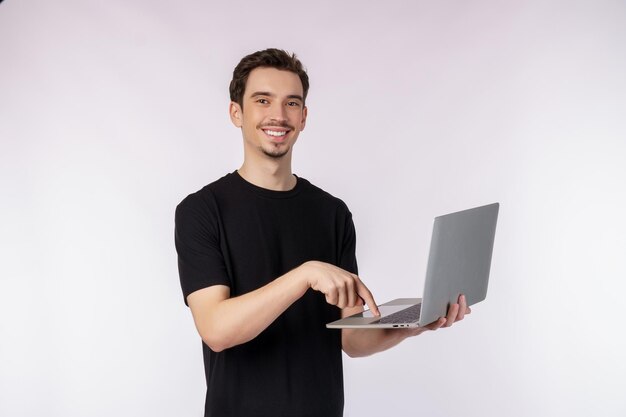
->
[326,298,422,329]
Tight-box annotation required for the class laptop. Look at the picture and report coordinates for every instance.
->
[326,203,499,329]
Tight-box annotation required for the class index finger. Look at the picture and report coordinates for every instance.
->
[355,278,380,316]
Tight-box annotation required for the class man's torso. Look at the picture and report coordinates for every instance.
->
[176,171,358,417]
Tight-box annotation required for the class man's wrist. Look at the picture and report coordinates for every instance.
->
[290,261,313,291]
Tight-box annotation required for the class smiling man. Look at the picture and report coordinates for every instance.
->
[175,48,469,417]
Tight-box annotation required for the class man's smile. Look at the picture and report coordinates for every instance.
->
[261,126,292,142]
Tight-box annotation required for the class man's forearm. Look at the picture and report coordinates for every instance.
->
[342,328,412,358]
[192,267,310,352]
[190,260,379,352]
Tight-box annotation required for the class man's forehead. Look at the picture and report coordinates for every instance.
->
[245,67,303,97]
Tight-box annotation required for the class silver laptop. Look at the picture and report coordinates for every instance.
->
[326,203,499,329]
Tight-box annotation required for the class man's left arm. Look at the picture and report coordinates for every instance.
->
[341,294,471,358]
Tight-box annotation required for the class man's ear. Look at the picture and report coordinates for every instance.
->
[229,101,243,128]
[300,105,308,131]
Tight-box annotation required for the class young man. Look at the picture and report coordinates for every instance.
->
[175,48,470,417]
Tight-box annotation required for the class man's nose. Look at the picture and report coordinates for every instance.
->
[268,102,288,122]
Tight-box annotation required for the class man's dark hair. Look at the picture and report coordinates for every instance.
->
[229,48,309,109]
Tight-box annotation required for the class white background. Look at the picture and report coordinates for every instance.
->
[1,1,625,416]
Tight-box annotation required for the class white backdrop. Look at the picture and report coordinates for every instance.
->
[1,1,625,416]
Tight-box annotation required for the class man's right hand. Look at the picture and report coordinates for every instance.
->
[298,261,380,316]
[187,260,380,352]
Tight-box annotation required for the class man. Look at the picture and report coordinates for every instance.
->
[175,48,470,417]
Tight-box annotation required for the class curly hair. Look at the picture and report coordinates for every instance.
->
[229,48,309,109]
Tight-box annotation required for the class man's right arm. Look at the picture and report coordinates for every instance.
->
[187,261,380,352]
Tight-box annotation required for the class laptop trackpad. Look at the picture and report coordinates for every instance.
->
[342,302,418,324]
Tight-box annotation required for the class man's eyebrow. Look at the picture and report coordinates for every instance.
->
[250,91,274,98]
[249,91,304,101]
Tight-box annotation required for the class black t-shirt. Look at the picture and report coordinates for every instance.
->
[175,171,358,417]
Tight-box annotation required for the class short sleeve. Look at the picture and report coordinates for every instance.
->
[338,207,359,276]
[174,192,231,305]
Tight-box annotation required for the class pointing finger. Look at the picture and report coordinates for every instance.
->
[355,279,380,316]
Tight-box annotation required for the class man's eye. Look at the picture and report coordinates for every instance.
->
[257,99,269,104]
[287,101,300,107]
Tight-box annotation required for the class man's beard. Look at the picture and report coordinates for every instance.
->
[261,144,290,159]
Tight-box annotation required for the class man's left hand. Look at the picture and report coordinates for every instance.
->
[402,293,471,337]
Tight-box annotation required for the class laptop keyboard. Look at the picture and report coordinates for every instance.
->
[377,304,421,324]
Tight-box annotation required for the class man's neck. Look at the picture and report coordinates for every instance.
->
[238,161,297,191]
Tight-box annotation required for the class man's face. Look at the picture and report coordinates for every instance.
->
[230,67,307,159]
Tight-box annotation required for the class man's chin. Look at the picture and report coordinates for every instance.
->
[261,146,290,159]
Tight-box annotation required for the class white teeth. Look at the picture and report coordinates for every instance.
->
[264,130,287,137]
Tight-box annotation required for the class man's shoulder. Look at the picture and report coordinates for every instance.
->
[299,177,352,213]
[176,172,235,212]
